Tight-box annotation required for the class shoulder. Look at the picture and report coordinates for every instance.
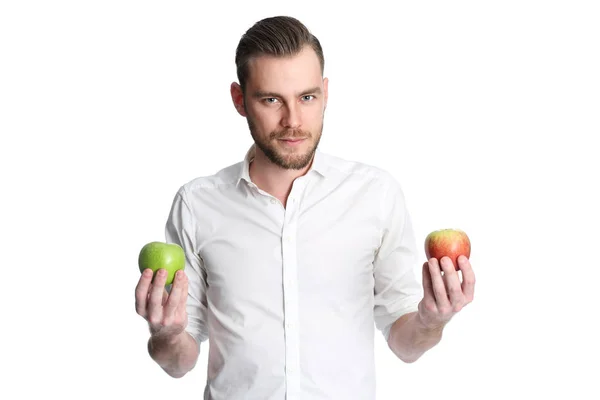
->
[321,151,403,193]
[174,160,244,199]
[320,151,409,219]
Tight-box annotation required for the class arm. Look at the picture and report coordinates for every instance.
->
[371,175,476,362]
[136,188,209,377]
[152,187,210,377]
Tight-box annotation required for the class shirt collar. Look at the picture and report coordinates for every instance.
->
[237,143,329,187]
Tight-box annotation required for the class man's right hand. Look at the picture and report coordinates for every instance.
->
[135,268,189,340]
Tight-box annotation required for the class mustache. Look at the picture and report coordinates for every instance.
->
[270,129,311,140]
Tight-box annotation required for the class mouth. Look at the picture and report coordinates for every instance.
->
[278,138,307,145]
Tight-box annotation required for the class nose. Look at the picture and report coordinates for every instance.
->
[281,103,301,129]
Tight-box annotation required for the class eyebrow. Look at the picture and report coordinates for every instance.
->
[251,86,322,99]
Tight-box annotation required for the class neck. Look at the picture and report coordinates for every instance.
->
[249,150,314,206]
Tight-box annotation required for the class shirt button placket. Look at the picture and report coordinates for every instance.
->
[282,186,302,399]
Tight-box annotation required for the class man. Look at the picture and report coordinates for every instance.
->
[135,15,475,400]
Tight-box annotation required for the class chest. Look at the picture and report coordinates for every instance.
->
[196,189,383,303]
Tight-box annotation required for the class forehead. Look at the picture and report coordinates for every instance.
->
[246,46,322,93]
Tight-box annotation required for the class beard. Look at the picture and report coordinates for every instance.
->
[247,116,323,170]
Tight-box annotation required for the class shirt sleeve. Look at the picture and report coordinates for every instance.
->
[373,176,424,342]
[164,186,210,351]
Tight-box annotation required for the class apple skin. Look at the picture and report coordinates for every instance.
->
[138,241,185,286]
[424,229,471,271]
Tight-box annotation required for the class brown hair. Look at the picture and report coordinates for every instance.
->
[235,16,325,93]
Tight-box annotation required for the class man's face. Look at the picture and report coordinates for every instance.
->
[236,46,328,170]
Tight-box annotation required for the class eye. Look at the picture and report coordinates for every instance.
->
[302,95,315,101]
[264,97,278,104]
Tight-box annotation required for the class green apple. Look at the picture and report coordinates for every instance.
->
[138,241,185,285]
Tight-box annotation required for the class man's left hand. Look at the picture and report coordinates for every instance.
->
[417,255,476,331]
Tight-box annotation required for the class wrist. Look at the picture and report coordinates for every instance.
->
[415,312,445,335]
[150,329,185,347]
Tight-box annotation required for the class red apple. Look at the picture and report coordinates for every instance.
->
[424,228,471,270]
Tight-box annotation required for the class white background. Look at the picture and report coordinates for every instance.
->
[1,1,599,399]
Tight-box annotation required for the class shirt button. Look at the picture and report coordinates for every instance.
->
[270,198,277,204]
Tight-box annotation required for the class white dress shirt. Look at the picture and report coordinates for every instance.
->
[164,144,423,400]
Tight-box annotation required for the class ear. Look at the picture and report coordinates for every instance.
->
[323,77,329,111]
[230,82,247,117]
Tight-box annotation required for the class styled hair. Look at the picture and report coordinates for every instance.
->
[235,16,325,92]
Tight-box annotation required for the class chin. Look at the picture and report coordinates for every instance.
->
[272,143,316,170]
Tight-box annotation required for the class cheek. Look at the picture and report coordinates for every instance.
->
[248,111,275,134]
[307,107,325,126]
[253,109,279,128]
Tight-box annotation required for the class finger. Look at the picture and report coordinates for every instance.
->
[428,258,450,307]
[163,271,185,321]
[147,269,168,324]
[440,256,464,307]
[458,255,476,301]
[177,271,189,313]
[135,269,154,316]
[421,262,436,306]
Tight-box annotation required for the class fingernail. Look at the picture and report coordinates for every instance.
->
[143,269,152,277]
